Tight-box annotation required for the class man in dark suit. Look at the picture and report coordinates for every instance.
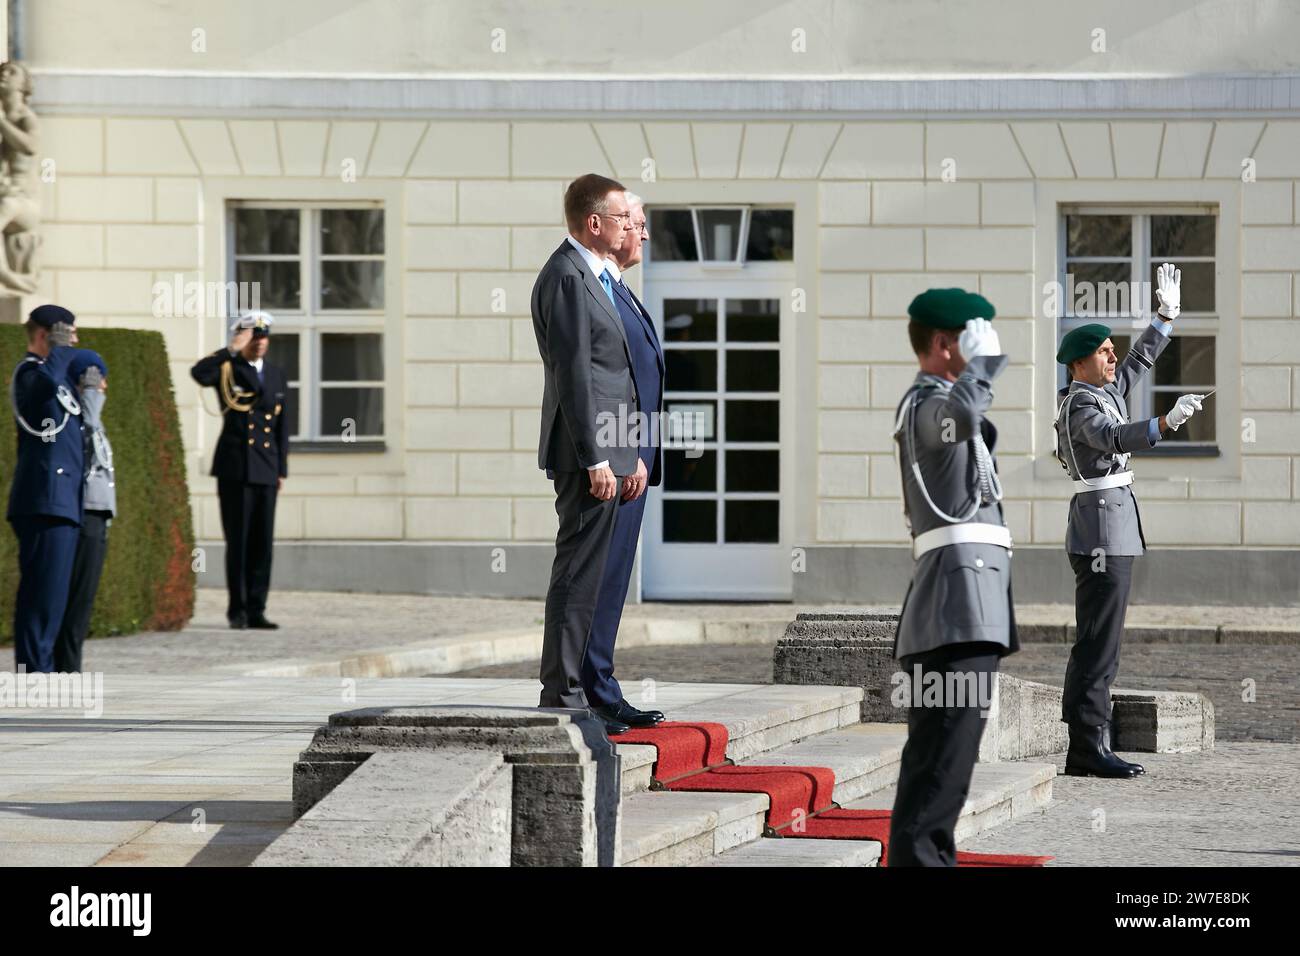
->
[531,173,640,732]
[582,193,666,731]
[7,304,104,672]
[191,311,289,630]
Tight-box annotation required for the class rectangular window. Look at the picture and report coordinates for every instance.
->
[648,207,794,265]
[229,202,386,445]
[1058,208,1218,452]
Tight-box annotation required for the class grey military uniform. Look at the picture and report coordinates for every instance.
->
[1053,321,1170,556]
[893,354,1018,659]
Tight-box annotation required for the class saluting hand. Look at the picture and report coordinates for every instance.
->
[957,317,1001,361]
[229,327,253,354]
[1155,262,1181,321]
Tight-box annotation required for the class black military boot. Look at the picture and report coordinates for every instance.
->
[1101,721,1145,775]
[1065,722,1138,778]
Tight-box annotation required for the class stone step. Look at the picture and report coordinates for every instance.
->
[618,722,904,865]
[614,683,865,794]
[841,759,1057,845]
[695,836,882,867]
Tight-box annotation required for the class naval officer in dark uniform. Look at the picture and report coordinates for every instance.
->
[1053,263,1204,778]
[7,304,104,672]
[191,311,289,630]
[889,289,1018,867]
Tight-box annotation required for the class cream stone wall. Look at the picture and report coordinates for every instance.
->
[30,113,1300,551]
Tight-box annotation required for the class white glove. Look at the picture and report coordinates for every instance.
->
[957,317,1002,360]
[1155,262,1181,320]
[1166,393,1203,431]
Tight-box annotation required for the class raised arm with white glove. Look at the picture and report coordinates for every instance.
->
[1155,262,1181,321]
[957,317,1002,360]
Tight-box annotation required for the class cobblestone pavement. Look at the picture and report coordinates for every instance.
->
[960,743,1300,866]
[450,642,1300,743]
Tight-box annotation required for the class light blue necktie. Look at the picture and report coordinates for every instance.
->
[598,269,617,309]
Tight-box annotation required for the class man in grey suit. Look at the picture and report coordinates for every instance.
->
[1053,262,1204,778]
[888,288,1018,867]
[531,173,641,732]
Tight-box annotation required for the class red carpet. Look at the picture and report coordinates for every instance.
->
[621,721,1052,868]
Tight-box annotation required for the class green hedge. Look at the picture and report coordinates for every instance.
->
[0,326,195,641]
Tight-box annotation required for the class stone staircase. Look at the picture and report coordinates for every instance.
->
[613,684,1055,867]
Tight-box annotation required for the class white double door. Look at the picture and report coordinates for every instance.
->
[637,278,793,600]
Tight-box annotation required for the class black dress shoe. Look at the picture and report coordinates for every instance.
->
[1064,723,1138,779]
[228,614,247,630]
[1101,722,1146,775]
[595,711,630,736]
[246,615,279,630]
[619,699,665,724]
[593,701,659,729]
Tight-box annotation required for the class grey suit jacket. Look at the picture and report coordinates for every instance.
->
[893,354,1018,660]
[532,240,640,477]
[1053,321,1171,556]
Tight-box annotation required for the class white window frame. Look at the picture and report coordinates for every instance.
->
[228,201,386,443]
[1057,204,1219,453]
[644,205,795,276]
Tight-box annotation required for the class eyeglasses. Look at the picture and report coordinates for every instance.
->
[596,213,633,228]
[630,221,648,234]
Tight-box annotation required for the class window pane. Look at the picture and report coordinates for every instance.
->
[320,209,385,255]
[285,385,300,438]
[321,260,385,309]
[664,400,715,442]
[726,400,779,442]
[745,209,794,262]
[235,208,299,255]
[1151,215,1215,257]
[698,209,743,261]
[649,209,697,261]
[1154,336,1215,388]
[664,499,716,543]
[320,386,384,436]
[726,299,779,342]
[665,350,717,392]
[1066,214,1131,257]
[273,332,300,381]
[236,260,300,310]
[1153,390,1215,443]
[662,299,717,342]
[726,350,779,392]
[1063,262,1132,317]
[664,450,716,491]
[321,333,384,381]
[1148,261,1214,313]
[726,450,779,492]
[725,500,779,543]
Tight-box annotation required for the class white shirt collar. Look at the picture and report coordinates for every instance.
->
[565,234,609,280]
[249,357,264,373]
[604,259,622,282]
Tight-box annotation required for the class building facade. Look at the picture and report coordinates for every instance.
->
[15,0,1300,605]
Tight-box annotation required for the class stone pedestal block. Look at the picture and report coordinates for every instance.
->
[772,611,901,722]
[288,705,621,867]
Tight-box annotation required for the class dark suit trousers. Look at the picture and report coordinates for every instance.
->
[218,479,277,619]
[540,469,621,709]
[1063,552,1135,727]
[53,511,111,672]
[9,515,80,673]
[888,642,1001,867]
[582,487,649,707]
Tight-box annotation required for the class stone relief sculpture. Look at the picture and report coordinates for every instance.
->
[0,61,40,295]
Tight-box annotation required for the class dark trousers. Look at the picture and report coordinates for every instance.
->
[888,642,1002,867]
[53,511,111,672]
[539,469,621,709]
[9,515,80,673]
[217,479,277,620]
[1064,552,1135,727]
[582,488,649,707]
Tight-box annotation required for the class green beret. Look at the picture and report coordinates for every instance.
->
[1056,323,1112,365]
[907,288,996,330]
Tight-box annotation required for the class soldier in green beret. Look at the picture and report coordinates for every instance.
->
[1052,263,1206,778]
[888,287,1019,865]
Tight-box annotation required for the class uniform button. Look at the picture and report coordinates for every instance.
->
[248,423,254,430]
[56,467,63,474]
[975,558,984,568]
[265,414,272,420]
[263,441,270,448]
[1099,498,1106,505]
[248,438,254,445]
[264,426,271,433]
